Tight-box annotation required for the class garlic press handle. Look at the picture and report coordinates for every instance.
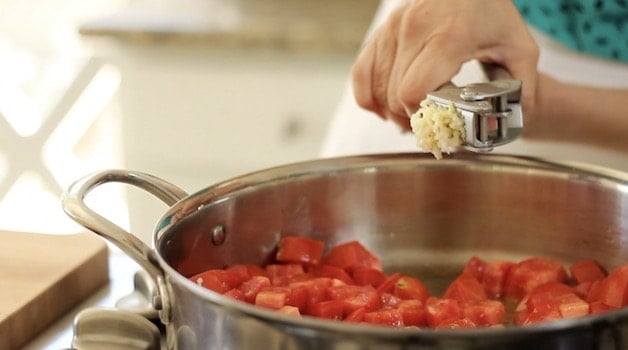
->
[427,63,523,152]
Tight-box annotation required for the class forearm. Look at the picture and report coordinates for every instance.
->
[525,74,628,152]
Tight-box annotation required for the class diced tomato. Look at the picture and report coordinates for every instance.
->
[463,256,487,281]
[288,277,333,312]
[397,299,427,327]
[351,267,387,287]
[286,285,309,312]
[276,236,325,265]
[591,264,628,308]
[224,288,245,301]
[393,275,430,302]
[376,272,401,294]
[364,309,404,327]
[190,236,624,329]
[327,285,380,314]
[255,287,290,309]
[574,281,593,299]
[482,260,514,298]
[504,257,568,300]
[436,317,477,329]
[277,305,301,317]
[462,300,505,327]
[344,306,367,323]
[380,292,402,309]
[589,300,618,315]
[238,275,272,303]
[323,240,382,272]
[513,291,562,326]
[309,265,354,285]
[226,263,267,279]
[443,273,487,303]
[425,298,462,327]
[513,282,586,325]
[586,279,603,302]
[327,284,368,300]
[309,300,345,320]
[569,259,607,284]
[557,293,589,319]
[529,282,575,297]
[190,269,247,293]
[266,264,305,283]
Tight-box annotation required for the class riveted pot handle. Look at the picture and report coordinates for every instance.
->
[62,170,188,322]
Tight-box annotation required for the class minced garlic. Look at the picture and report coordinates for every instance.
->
[410,99,465,159]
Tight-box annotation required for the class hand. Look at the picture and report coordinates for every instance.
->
[352,0,539,130]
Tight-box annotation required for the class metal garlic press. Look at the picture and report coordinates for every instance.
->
[427,73,523,152]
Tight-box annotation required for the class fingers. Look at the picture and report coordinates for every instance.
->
[352,0,540,132]
[352,5,406,121]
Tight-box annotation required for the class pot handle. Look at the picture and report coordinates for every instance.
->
[61,170,188,321]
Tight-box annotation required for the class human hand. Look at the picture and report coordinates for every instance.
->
[352,0,539,130]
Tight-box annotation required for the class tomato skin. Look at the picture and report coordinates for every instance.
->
[276,236,325,265]
[504,257,568,300]
[393,275,430,303]
[569,259,607,284]
[443,273,487,303]
[323,241,382,272]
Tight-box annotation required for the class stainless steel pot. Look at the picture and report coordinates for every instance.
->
[62,153,628,350]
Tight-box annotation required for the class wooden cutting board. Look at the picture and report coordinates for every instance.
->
[0,230,109,350]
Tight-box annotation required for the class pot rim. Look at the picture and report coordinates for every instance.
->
[152,152,628,337]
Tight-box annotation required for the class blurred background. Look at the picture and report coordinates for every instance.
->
[0,0,379,242]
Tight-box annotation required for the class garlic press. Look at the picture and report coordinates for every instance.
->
[427,75,523,152]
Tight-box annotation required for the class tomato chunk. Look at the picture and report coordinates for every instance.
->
[276,236,325,265]
[393,275,430,303]
[462,300,505,327]
[504,257,568,300]
[364,309,404,327]
[189,236,623,329]
[482,260,514,299]
[570,259,607,284]
[324,240,382,272]
[425,298,462,327]
[591,265,628,308]
[309,300,345,320]
[443,273,487,303]
[190,269,247,293]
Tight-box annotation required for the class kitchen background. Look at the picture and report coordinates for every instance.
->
[0,0,379,244]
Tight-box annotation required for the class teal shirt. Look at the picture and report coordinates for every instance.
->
[513,0,628,62]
